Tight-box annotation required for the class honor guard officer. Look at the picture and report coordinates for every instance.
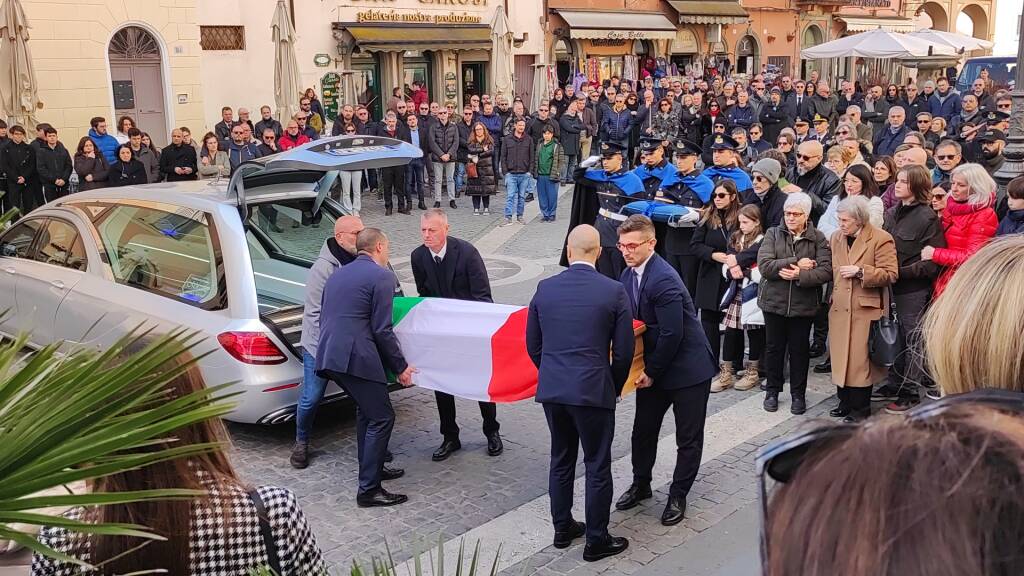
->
[658,139,714,296]
[562,141,647,279]
[701,133,754,194]
[632,137,678,198]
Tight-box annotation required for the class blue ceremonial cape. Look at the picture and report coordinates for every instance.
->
[584,168,646,197]
[660,170,715,204]
[701,166,754,193]
[631,162,678,188]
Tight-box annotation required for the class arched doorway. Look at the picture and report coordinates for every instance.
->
[915,2,949,32]
[801,25,824,80]
[108,26,169,147]
[957,4,990,41]
[554,37,573,87]
[736,35,759,75]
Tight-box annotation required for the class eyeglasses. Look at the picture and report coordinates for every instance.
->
[783,211,805,218]
[931,192,947,200]
[797,154,819,161]
[753,174,769,182]
[836,130,850,135]
[263,135,275,140]
[345,130,356,134]
[777,141,791,147]
[714,192,732,199]
[539,108,549,112]
[936,154,957,161]
[616,238,654,252]
[998,104,1012,110]
[754,389,1024,571]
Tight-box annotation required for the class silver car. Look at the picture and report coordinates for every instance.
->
[0,136,419,424]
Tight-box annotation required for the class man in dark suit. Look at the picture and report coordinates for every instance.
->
[316,228,417,507]
[373,110,413,215]
[527,224,634,562]
[613,215,717,526]
[410,209,503,461]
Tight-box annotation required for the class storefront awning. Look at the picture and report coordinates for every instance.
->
[839,17,916,33]
[341,24,491,52]
[554,9,678,40]
[667,1,748,25]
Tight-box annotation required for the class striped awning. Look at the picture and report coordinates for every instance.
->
[839,17,916,33]
[555,9,678,40]
[667,1,748,25]
[341,23,491,52]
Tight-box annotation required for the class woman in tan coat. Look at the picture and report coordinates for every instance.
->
[828,195,898,422]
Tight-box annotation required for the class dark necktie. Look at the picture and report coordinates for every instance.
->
[631,270,641,318]
[434,255,442,266]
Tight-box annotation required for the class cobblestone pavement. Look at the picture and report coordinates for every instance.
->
[228,183,837,574]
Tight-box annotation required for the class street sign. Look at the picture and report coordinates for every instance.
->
[321,72,341,122]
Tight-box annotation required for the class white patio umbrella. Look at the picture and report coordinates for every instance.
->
[0,0,41,126]
[271,0,301,122]
[801,27,956,60]
[908,28,994,52]
[489,4,515,100]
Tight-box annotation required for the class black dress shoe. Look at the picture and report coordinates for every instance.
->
[809,341,826,358]
[582,535,629,562]
[380,466,404,481]
[813,360,832,374]
[661,496,686,526]
[614,483,652,510]
[486,433,504,456]
[791,395,807,415]
[431,439,462,461]
[449,199,457,209]
[356,487,408,508]
[418,201,427,210]
[553,520,586,549]
[763,391,779,412]
[434,201,441,208]
[384,450,394,463]
[829,405,851,418]
[385,206,393,216]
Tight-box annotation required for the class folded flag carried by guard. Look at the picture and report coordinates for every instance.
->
[392,297,645,402]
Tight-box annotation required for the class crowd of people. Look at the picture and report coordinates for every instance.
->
[13,65,1024,575]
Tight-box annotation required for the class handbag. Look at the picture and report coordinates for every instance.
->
[248,488,282,575]
[868,286,903,368]
[466,162,478,179]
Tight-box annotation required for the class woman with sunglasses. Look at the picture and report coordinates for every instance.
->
[466,121,498,216]
[761,391,1024,576]
[337,123,363,216]
[649,98,679,142]
[930,180,949,217]
[827,195,898,422]
[693,180,741,377]
[757,192,833,414]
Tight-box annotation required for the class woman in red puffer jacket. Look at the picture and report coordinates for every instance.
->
[922,163,998,297]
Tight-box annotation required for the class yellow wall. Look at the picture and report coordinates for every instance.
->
[22,0,205,142]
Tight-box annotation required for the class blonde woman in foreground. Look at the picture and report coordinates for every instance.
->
[923,235,1024,396]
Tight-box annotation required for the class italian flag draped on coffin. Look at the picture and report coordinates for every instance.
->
[391,297,645,402]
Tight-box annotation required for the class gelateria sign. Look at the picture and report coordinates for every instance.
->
[355,9,483,24]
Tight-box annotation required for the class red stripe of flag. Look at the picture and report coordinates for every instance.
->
[486,308,538,402]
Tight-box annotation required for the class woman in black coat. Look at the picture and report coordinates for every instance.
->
[73,136,109,191]
[691,179,741,366]
[464,122,497,215]
[109,145,148,187]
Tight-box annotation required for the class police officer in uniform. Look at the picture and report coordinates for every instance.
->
[631,136,677,198]
[563,141,647,279]
[701,133,754,194]
[658,139,713,297]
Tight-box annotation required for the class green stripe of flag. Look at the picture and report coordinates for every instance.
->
[392,296,425,326]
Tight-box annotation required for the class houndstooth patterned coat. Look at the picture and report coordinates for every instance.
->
[30,483,325,575]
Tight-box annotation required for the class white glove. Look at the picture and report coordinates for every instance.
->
[668,208,700,228]
[579,155,601,169]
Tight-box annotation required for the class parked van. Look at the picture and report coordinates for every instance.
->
[956,56,1016,94]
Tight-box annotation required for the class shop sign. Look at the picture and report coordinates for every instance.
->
[321,72,342,121]
[419,0,487,5]
[314,53,332,67]
[445,72,458,101]
[355,9,482,24]
[590,39,628,47]
[845,0,890,6]
[592,30,667,41]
